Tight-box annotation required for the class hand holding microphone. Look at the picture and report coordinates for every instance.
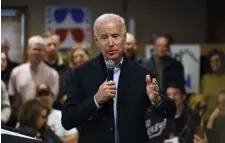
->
[95,60,116,105]
[95,80,116,105]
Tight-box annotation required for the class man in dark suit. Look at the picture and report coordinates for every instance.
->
[61,13,176,143]
[143,35,185,94]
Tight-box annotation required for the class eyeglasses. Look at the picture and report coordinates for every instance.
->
[53,8,85,24]
[55,28,85,43]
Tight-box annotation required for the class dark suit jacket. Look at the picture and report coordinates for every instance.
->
[61,54,176,143]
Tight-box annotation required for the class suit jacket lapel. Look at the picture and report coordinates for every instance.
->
[88,54,107,93]
[117,55,134,105]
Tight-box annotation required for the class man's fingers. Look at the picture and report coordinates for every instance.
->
[146,74,151,85]
[109,89,116,95]
[194,135,201,141]
[153,84,159,92]
[153,78,158,85]
[105,80,116,85]
[108,85,116,90]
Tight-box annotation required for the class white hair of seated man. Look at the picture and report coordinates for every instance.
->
[93,13,127,37]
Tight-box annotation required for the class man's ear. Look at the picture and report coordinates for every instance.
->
[123,32,127,45]
[94,35,98,43]
[94,35,99,47]
[182,94,186,101]
[27,46,30,54]
[124,32,127,39]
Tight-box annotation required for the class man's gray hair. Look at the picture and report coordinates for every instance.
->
[1,37,10,48]
[93,13,126,37]
[28,35,46,47]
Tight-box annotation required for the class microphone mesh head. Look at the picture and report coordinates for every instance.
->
[106,60,115,69]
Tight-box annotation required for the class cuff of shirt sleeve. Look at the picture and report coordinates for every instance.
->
[94,95,102,109]
[151,96,162,107]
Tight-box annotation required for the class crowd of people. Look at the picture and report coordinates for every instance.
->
[1,13,225,143]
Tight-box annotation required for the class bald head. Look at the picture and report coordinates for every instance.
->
[124,33,137,57]
[126,33,136,43]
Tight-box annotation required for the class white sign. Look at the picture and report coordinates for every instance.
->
[145,44,200,93]
[45,6,92,49]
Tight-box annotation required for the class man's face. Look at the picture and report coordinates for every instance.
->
[210,54,221,73]
[154,37,169,57]
[95,21,126,63]
[1,45,8,53]
[37,94,54,109]
[1,52,7,71]
[27,44,44,65]
[167,87,184,109]
[46,35,60,57]
[124,34,136,57]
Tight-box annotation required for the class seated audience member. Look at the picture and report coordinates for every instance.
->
[124,32,145,64]
[1,80,11,125]
[188,93,207,127]
[36,84,79,143]
[1,37,19,88]
[146,84,200,143]
[201,50,225,121]
[17,99,62,143]
[44,32,71,110]
[143,35,185,94]
[69,44,91,69]
[205,89,225,143]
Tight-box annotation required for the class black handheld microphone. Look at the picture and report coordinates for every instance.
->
[106,60,115,81]
[106,60,115,105]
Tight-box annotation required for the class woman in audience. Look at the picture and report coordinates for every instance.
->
[1,38,19,88]
[36,84,79,143]
[205,89,225,143]
[201,50,225,122]
[17,99,62,143]
[1,80,11,125]
[69,44,90,69]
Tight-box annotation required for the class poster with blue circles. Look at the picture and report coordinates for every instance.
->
[45,6,92,49]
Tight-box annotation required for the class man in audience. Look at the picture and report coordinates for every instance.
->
[44,32,71,110]
[8,35,59,127]
[1,80,11,125]
[36,84,79,143]
[124,32,144,64]
[1,38,19,88]
[143,35,185,93]
[146,84,200,143]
